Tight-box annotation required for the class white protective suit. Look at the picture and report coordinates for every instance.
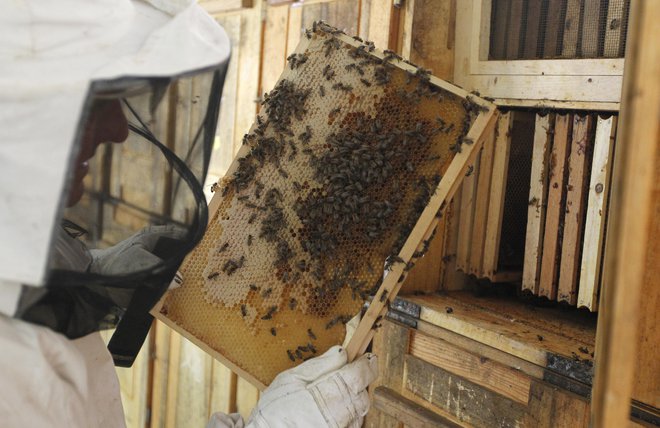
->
[0,0,378,426]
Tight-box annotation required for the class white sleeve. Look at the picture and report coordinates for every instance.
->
[207,412,245,428]
[0,315,126,428]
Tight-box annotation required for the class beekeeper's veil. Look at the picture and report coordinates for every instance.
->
[0,0,230,366]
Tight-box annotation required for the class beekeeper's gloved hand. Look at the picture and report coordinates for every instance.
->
[249,345,377,428]
[89,225,187,275]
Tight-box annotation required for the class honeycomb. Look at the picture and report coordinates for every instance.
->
[158,22,487,387]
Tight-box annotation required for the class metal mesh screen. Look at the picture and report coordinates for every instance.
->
[489,0,630,60]
[498,111,535,271]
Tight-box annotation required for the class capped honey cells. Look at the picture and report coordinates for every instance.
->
[158,21,486,387]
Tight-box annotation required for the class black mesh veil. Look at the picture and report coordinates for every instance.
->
[15,62,228,366]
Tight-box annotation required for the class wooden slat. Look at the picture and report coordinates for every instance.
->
[150,322,172,428]
[365,320,410,428]
[524,380,590,428]
[358,0,373,41]
[603,0,627,57]
[326,0,360,35]
[405,292,596,369]
[233,6,263,152]
[542,0,566,58]
[442,189,468,291]
[578,116,616,310]
[561,0,582,58]
[373,386,463,428]
[408,0,455,80]
[455,154,479,273]
[405,355,526,427]
[260,5,289,97]
[522,114,553,294]
[482,112,513,279]
[581,0,602,58]
[210,14,242,178]
[402,219,445,295]
[591,2,660,418]
[557,115,594,304]
[164,331,182,428]
[285,4,303,58]
[409,331,532,404]
[469,129,496,276]
[538,114,572,300]
[522,0,543,58]
[236,376,259,420]
[366,0,395,50]
[505,0,524,59]
[415,318,545,380]
[174,338,214,428]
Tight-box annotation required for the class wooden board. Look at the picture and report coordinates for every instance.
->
[441,188,468,291]
[538,114,571,300]
[260,4,289,98]
[542,0,565,58]
[524,380,590,428]
[365,319,410,428]
[373,386,463,428]
[522,114,553,294]
[404,354,527,427]
[578,116,616,310]
[482,112,513,278]
[409,330,532,404]
[456,153,479,273]
[558,115,594,304]
[469,127,496,276]
[404,292,596,372]
[505,0,524,59]
[408,0,455,80]
[489,0,509,59]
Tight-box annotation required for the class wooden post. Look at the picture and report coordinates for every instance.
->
[538,114,572,300]
[578,116,617,310]
[522,114,553,295]
[592,0,660,425]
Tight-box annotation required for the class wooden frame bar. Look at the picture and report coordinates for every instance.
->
[455,156,478,274]
[578,116,617,311]
[538,114,572,300]
[482,112,513,279]
[558,115,594,304]
[522,114,553,295]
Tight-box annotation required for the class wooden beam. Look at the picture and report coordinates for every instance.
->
[539,114,572,300]
[592,0,660,425]
[578,116,617,310]
[524,380,590,428]
[522,113,553,295]
[558,115,594,304]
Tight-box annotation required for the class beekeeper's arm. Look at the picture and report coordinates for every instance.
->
[207,346,378,428]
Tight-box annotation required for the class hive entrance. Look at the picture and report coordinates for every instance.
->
[155,22,494,388]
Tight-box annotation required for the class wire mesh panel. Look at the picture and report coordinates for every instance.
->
[489,0,631,60]
[155,22,493,387]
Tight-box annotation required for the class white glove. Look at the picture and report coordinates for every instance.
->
[246,346,378,428]
[89,225,187,275]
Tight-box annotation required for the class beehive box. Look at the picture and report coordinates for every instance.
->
[154,22,496,388]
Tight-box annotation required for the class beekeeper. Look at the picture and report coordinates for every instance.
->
[0,1,377,427]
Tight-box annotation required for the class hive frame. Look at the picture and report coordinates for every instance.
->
[153,26,497,387]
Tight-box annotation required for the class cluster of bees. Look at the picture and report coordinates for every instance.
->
[206,21,480,363]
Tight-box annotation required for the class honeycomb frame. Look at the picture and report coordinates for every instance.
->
[153,22,497,389]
